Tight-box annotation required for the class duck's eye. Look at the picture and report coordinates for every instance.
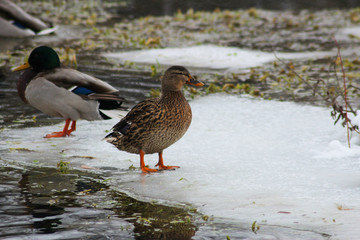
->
[174,72,185,76]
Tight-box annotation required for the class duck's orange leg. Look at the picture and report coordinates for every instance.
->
[67,120,76,135]
[140,149,158,173]
[155,152,180,170]
[44,119,75,138]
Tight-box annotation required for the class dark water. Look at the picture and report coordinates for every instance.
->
[0,165,199,239]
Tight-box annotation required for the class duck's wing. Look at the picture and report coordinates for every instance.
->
[111,98,159,135]
[0,0,49,32]
[0,17,34,37]
[39,68,118,94]
[25,77,102,120]
[39,68,125,120]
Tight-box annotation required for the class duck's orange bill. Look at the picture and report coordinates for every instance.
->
[12,61,30,72]
[186,76,204,87]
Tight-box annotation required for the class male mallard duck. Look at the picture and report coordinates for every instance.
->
[13,46,125,138]
[105,66,204,173]
[0,0,55,37]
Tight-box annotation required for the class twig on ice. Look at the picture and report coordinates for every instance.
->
[333,36,351,148]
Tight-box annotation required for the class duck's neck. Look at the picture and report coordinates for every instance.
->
[160,90,186,105]
[17,69,39,103]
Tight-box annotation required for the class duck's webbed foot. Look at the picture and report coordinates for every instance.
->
[44,131,69,138]
[140,149,158,173]
[155,152,180,170]
[44,119,76,138]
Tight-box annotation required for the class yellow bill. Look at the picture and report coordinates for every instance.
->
[12,61,31,72]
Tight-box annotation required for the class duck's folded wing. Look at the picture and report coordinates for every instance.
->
[0,17,34,37]
[40,68,118,93]
[111,98,159,134]
[84,92,125,102]
[0,0,49,32]
[25,77,102,120]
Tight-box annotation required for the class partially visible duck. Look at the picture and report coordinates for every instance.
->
[0,0,55,37]
[13,46,125,138]
[105,66,204,173]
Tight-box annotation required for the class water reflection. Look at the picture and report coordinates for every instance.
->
[0,166,126,238]
[18,170,79,234]
[0,165,197,239]
[111,190,196,239]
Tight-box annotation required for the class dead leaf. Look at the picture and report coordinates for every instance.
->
[80,165,99,170]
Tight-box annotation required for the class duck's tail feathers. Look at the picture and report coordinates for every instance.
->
[99,109,128,119]
[37,26,58,35]
[104,131,122,142]
[103,119,129,142]
[89,92,127,119]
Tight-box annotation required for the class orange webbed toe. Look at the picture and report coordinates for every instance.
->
[155,163,180,170]
[141,166,158,173]
[44,131,69,138]
[155,152,180,171]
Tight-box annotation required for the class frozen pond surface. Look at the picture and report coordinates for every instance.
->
[105,45,334,72]
[2,94,360,239]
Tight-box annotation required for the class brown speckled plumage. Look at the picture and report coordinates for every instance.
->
[107,90,192,154]
[105,66,204,173]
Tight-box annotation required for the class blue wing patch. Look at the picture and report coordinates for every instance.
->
[12,21,27,29]
[71,86,94,95]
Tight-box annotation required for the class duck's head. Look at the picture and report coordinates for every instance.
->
[162,65,204,92]
[13,46,60,72]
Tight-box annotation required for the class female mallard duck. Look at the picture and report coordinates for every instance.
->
[0,0,55,37]
[105,66,204,173]
[13,46,125,138]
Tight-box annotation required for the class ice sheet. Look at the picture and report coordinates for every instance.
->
[1,94,360,239]
[104,45,333,71]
